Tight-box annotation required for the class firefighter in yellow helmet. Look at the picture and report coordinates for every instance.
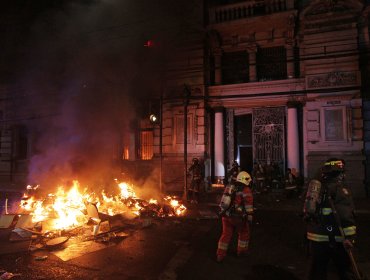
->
[216,171,254,262]
[303,158,357,279]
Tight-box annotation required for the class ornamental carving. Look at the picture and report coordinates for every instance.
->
[305,0,348,16]
[304,17,356,30]
[306,71,359,89]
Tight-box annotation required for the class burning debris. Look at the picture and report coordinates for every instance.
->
[0,180,186,261]
[18,180,186,232]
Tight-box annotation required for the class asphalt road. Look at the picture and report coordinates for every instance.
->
[0,192,369,280]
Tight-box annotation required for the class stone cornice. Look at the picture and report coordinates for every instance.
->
[208,78,305,97]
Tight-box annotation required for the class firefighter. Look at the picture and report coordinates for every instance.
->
[303,158,357,280]
[216,171,253,262]
[187,158,203,203]
[252,163,265,193]
[284,168,297,198]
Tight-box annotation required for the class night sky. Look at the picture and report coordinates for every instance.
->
[0,0,199,190]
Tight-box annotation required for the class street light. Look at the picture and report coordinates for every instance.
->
[149,114,158,124]
[183,84,191,201]
[149,99,163,194]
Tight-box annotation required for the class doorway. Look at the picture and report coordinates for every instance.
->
[235,114,253,173]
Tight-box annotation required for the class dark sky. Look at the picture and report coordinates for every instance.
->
[0,0,201,189]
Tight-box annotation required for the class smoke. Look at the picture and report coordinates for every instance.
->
[131,167,162,201]
[16,0,172,189]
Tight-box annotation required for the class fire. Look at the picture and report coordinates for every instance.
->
[164,196,187,216]
[19,180,186,231]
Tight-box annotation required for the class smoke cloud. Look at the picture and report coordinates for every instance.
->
[10,0,170,190]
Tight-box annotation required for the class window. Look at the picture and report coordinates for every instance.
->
[221,51,249,84]
[257,46,287,81]
[322,106,347,142]
[139,130,153,160]
[122,115,155,161]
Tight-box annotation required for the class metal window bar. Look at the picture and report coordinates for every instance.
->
[140,130,153,160]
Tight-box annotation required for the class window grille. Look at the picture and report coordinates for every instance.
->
[257,46,287,81]
[140,130,153,160]
[253,107,285,168]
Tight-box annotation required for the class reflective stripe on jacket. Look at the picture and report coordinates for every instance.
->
[307,226,356,242]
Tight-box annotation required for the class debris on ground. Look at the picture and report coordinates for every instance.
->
[0,272,22,279]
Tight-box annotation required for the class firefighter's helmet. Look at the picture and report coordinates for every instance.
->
[322,158,345,176]
[236,171,252,186]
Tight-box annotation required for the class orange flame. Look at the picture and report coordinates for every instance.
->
[19,180,186,231]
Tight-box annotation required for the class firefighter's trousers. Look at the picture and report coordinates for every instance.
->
[217,216,250,257]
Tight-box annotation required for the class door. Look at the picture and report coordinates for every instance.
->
[252,107,285,170]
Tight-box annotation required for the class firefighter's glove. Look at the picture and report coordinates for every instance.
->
[343,239,354,250]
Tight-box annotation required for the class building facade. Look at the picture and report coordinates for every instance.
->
[1,0,369,198]
[152,0,368,197]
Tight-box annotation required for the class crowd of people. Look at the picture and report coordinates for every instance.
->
[251,162,304,196]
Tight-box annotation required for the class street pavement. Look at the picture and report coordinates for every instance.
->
[180,193,370,280]
[0,189,369,279]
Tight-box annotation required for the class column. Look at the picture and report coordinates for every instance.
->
[287,103,300,175]
[248,48,257,82]
[214,49,222,85]
[214,108,225,182]
[286,44,294,79]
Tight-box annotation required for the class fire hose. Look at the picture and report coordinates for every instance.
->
[328,196,366,280]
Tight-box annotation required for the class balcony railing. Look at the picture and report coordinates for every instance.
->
[209,0,294,24]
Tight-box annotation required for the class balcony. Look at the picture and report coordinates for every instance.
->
[208,0,295,24]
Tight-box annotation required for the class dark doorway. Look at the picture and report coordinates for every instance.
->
[238,146,253,174]
[235,114,253,173]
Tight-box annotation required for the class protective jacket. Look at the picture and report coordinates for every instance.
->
[188,163,202,181]
[219,183,253,219]
[306,176,356,243]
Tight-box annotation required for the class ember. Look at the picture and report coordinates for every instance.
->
[19,180,186,232]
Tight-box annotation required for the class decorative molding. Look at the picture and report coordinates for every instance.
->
[304,17,357,30]
[209,78,305,97]
[246,43,257,53]
[305,1,348,17]
[306,71,360,90]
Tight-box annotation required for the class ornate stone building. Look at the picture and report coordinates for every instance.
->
[152,0,368,197]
